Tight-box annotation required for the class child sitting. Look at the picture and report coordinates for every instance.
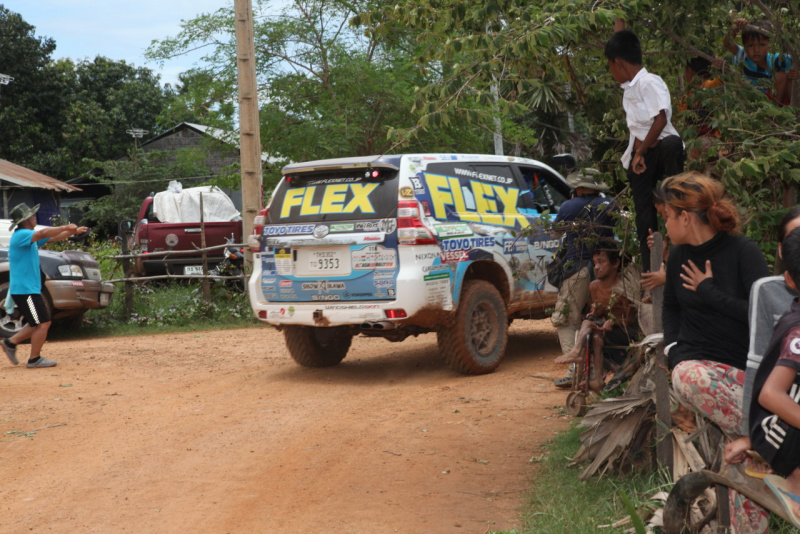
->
[725,227,800,527]
[723,18,797,105]
[554,239,638,392]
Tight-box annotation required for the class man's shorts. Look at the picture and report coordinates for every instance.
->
[11,294,51,326]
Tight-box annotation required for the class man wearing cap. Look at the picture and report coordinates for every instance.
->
[2,203,87,368]
[549,169,617,388]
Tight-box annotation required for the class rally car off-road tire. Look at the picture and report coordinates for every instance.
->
[437,280,508,375]
[283,325,352,368]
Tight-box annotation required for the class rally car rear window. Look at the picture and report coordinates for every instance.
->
[268,169,399,224]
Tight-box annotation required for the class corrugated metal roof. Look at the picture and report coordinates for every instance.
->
[0,159,81,192]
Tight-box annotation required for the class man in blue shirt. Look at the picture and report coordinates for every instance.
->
[2,203,87,368]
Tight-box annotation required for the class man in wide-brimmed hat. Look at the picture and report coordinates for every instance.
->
[2,203,87,368]
[548,169,617,388]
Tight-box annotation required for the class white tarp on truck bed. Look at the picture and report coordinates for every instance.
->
[153,185,241,224]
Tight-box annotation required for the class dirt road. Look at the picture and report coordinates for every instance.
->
[1,320,571,534]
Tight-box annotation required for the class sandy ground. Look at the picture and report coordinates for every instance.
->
[0,319,572,534]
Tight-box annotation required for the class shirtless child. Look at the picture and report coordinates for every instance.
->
[554,239,638,392]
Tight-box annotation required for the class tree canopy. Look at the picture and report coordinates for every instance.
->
[0,6,170,180]
[146,0,493,186]
[353,0,800,259]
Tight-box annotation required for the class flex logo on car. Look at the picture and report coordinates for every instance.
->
[279,183,379,218]
[423,173,529,228]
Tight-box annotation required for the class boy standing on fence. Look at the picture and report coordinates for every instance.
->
[605,28,684,270]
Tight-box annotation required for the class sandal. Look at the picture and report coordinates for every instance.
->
[744,450,773,479]
[554,376,572,389]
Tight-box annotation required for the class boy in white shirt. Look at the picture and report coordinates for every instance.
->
[605,29,684,269]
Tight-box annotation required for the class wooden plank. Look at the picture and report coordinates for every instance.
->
[672,428,706,473]
[650,232,673,477]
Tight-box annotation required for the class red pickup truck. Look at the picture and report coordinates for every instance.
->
[129,186,243,276]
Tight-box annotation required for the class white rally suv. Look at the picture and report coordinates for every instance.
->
[248,154,573,374]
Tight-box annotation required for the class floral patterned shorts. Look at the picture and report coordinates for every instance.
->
[672,360,769,534]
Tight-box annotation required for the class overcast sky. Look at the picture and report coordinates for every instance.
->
[4,0,227,86]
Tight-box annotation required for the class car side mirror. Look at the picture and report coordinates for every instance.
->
[552,153,577,175]
[119,220,134,234]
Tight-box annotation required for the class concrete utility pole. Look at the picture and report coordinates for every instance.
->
[234,0,264,268]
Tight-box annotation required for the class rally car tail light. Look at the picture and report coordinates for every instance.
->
[250,208,269,252]
[397,200,437,246]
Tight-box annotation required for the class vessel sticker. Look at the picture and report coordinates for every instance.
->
[399,186,414,198]
[329,223,355,233]
[440,250,468,263]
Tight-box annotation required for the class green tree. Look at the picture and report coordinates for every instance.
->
[147,0,491,188]
[0,6,71,166]
[357,0,800,261]
[0,7,169,179]
[39,56,169,178]
[77,148,212,237]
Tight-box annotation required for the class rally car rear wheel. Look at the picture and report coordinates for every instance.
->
[284,325,353,368]
[438,280,508,375]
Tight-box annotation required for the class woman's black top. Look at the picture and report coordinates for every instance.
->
[663,232,769,370]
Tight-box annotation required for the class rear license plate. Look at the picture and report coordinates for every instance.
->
[184,265,204,275]
[100,293,110,306]
[295,247,351,276]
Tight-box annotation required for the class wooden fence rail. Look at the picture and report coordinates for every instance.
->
[110,232,248,316]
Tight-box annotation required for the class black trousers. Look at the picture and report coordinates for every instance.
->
[627,135,685,270]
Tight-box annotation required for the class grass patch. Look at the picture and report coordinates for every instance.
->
[507,425,671,533]
[50,280,260,340]
[491,424,798,534]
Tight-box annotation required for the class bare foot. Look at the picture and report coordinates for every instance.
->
[744,450,774,479]
[670,404,697,433]
[554,353,581,364]
[786,469,800,520]
[588,379,604,394]
[554,342,583,364]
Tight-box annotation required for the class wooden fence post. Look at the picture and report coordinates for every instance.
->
[119,221,134,317]
[200,193,211,302]
[650,232,673,477]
